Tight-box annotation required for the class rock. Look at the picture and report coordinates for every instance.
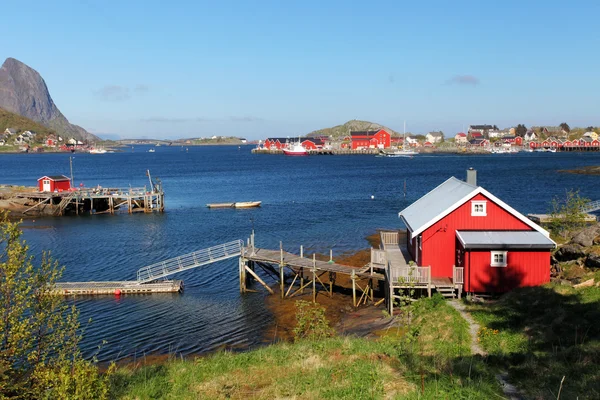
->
[594,235,600,245]
[585,254,600,269]
[554,244,586,262]
[574,279,595,289]
[571,225,600,247]
[0,58,98,142]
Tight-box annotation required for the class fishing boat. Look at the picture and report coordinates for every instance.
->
[89,148,107,154]
[148,148,155,153]
[378,121,418,157]
[282,142,308,156]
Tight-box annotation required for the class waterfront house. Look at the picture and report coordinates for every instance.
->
[264,137,290,150]
[468,125,495,137]
[405,136,419,146]
[454,133,467,144]
[524,130,538,142]
[583,131,598,141]
[45,135,57,147]
[501,136,523,146]
[426,131,444,143]
[398,170,555,293]
[38,175,72,192]
[301,138,323,150]
[468,138,488,147]
[350,129,391,150]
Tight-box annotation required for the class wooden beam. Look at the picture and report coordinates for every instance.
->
[245,265,274,295]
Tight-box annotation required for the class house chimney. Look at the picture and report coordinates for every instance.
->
[466,168,477,186]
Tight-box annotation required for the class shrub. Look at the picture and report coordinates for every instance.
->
[292,300,334,341]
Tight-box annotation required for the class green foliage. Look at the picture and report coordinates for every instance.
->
[549,189,591,237]
[0,212,111,399]
[515,123,527,136]
[307,119,400,140]
[0,108,55,138]
[560,122,571,133]
[292,300,335,341]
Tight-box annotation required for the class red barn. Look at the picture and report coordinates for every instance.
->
[350,129,391,150]
[399,170,555,294]
[38,175,71,192]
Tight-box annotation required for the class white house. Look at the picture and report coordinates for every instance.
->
[426,131,444,143]
[405,136,419,145]
[583,131,598,140]
[454,133,468,144]
[523,130,538,142]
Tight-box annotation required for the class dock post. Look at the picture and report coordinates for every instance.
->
[279,264,284,299]
[239,257,245,293]
[351,270,356,307]
[329,272,334,298]
[300,245,303,258]
[75,196,79,215]
[300,268,304,294]
[312,254,316,303]
[128,196,132,214]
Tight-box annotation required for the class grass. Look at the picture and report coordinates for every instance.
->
[110,296,503,399]
[467,284,600,399]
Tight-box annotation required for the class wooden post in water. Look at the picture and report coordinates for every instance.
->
[329,272,334,298]
[312,254,316,303]
[300,267,304,294]
[351,270,357,307]
[279,241,284,299]
[239,257,245,293]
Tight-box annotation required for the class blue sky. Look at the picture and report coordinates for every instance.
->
[3,0,599,139]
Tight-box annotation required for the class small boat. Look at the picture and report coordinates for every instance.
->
[148,148,155,153]
[379,149,416,157]
[206,202,235,208]
[233,201,261,208]
[282,142,308,156]
[206,201,261,209]
[89,148,107,154]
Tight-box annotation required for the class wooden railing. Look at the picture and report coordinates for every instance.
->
[380,231,399,247]
[453,266,464,284]
[389,265,431,285]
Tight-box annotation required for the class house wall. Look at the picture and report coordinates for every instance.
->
[463,249,550,292]
[418,193,532,278]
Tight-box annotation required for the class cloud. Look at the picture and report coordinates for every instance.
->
[94,85,130,101]
[133,84,150,93]
[448,75,480,86]
[229,116,263,122]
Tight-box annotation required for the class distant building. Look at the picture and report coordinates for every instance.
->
[405,136,419,146]
[454,133,468,144]
[37,175,71,192]
[583,131,598,141]
[468,125,496,137]
[523,130,538,142]
[426,131,443,143]
[350,129,391,150]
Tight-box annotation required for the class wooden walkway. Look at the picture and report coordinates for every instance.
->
[53,280,183,295]
[241,245,383,306]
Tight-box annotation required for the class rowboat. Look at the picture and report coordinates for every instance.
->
[206,202,234,208]
[206,201,261,209]
[233,201,261,208]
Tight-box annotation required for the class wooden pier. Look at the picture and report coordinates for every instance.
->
[0,184,164,217]
[53,280,183,295]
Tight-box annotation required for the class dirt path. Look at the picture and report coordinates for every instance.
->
[449,300,525,400]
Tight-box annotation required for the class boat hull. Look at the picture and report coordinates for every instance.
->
[282,149,308,156]
[233,201,261,208]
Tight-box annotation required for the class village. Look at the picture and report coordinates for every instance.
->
[257,123,600,153]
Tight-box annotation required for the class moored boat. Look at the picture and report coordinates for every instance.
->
[282,142,308,156]
[89,148,107,154]
[206,202,235,208]
[233,201,261,208]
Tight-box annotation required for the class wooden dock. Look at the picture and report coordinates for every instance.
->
[528,213,597,224]
[53,280,183,295]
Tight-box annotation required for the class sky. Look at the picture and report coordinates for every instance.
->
[3,0,600,140]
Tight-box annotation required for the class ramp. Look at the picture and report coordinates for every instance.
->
[136,240,243,283]
[582,200,600,213]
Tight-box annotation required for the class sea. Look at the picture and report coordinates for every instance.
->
[1,145,599,361]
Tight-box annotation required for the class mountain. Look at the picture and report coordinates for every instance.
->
[0,57,98,142]
[0,108,57,137]
[307,120,401,140]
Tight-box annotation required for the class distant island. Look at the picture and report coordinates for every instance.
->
[117,136,252,146]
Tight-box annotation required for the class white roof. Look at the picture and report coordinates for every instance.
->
[398,177,550,239]
[456,231,556,249]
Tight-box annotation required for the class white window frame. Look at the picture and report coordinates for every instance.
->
[471,200,487,216]
[490,251,507,267]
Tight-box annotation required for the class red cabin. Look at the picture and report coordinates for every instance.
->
[350,129,391,149]
[38,175,72,192]
[399,171,555,294]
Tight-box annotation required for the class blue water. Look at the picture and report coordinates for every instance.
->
[1,145,600,361]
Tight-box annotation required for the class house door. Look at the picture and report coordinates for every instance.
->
[42,179,51,192]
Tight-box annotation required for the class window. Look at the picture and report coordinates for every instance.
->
[490,251,507,267]
[471,200,487,216]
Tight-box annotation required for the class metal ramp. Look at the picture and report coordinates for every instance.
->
[136,240,244,283]
[582,200,600,213]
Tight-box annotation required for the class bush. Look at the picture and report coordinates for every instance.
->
[0,213,111,399]
[292,300,334,341]
[549,190,590,238]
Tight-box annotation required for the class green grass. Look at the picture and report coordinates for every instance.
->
[467,284,600,399]
[110,296,503,399]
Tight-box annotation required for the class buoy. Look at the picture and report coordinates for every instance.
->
[371,195,375,199]
[114,289,121,296]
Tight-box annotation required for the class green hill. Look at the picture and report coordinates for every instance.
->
[0,107,56,137]
[307,119,401,139]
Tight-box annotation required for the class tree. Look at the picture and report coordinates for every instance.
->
[0,213,111,399]
[559,122,571,133]
[515,124,527,137]
[549,190,590,238]
[586,126,595,132]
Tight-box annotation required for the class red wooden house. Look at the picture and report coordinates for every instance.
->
[350,130,391,150]
[38,175,71,192]
[301,138,323,150]
[264,138,291,150]
[399,170,555,293]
